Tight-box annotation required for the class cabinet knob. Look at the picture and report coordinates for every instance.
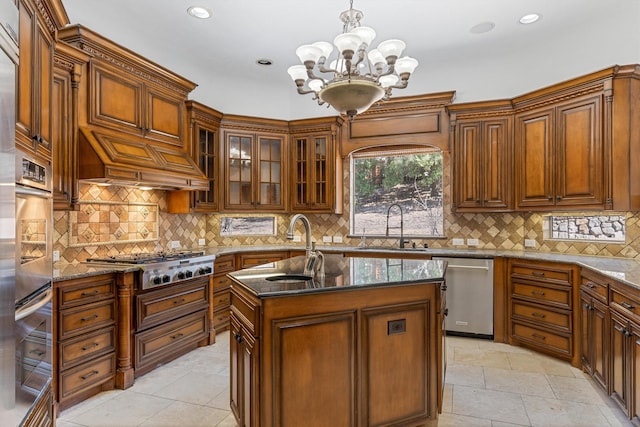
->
[234,333,244,343]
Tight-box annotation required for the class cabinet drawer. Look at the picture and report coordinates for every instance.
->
[511,281,572,309]
[214,255,236,274]
[59,353,115,400]
[511,263,572,285]
[511,301,571,332]
[230,289,259,336]
[135,310,208,370]
[580,269,609,303]
[512,322,572,357]
[58,276,115,308]
[213,311,230,331]
[59,300,116,340]
[213,290,230,308]
[237,252,287,269]
[136,279,209,331]
[610,287,640,323]
[213,274,233,291]
[59,326,116,370]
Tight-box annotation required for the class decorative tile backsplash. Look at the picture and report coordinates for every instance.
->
[548,214,626,243]
[54,155,640,264]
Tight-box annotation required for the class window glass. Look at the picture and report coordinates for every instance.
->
[350,148,443,237]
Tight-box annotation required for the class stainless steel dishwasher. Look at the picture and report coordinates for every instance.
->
[433,257,494,338]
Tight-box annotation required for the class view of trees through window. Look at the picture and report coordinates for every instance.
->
[351,149,444,237]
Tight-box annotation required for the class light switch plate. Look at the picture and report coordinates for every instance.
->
[292,235,301,242]
[53,250,60,262]
[467,238,479,246]
[525,239,536,248]
[333,235,343,243]
[322,236,332,243]
[452,238,464,246]
[170,240,181,249]
[198,238,205,246]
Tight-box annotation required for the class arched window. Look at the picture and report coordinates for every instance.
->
[350,146,444,237]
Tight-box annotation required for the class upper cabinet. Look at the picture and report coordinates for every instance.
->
[449,101,513,212]
[289,117,343,213]
[220,115,289,212]
[17,0,56,159]
[58,25,197,149]
[514,92,606,210]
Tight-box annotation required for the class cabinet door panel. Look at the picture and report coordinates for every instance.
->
[483,120,510,208]
[35,21,53,156]
[632,325,640,425]
[455,122,482,209]
[610,312,629,413]
[91,64,143,133]
[556,97,603,206]
[272,312,355,427]
[146,88,183,145]
[515,109,554,208]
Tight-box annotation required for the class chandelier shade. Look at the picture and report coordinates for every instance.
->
[287,0,418,120]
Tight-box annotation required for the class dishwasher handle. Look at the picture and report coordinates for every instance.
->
[445,264,490,271]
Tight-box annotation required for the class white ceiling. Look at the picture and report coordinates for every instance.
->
[61,0,640,121]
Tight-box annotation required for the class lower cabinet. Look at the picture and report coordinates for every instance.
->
[229,278,443,427]
[134,277,210,377]
[55,274,117,411]
[609,283,640,425]
[21,380,53,427]
[212,254,236,334]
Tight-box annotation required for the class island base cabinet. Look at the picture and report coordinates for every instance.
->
[230,280,442,427]
[610,311,640,425]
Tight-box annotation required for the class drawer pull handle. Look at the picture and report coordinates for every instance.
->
[531,271,545,277]
[531,291,546,296]
[173,298,186,305]
[531,312,546,319]
[620,301,636,310]
[29,349,45,357]
[171,333,184,340]
[234,333,244,344]
[81,314,99,322]
[81,290,100,296]
[81,370,99,380]
[81,343,100,351]
[531,333,546,340]
[586,282,596,289]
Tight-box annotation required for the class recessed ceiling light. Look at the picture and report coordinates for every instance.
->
[519,13,541,24]
[470,22,495,34]
[187,6,212,19]
[256,58,273,66]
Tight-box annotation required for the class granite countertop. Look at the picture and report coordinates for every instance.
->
[54,245,640,292]
[228,254,447,297]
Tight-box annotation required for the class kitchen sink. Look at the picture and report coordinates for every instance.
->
[354,246,430,252]
[265,274,313,282]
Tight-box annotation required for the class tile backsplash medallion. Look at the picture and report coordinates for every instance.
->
[54,154,640,263]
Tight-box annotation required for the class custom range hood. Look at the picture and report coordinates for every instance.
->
[78,127,209,190]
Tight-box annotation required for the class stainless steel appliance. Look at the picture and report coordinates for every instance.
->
[433,257,494,338]
[86,251,215,290]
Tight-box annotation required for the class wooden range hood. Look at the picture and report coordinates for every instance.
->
[78,127,209,190]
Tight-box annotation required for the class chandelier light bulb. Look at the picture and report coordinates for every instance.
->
[334,33,362,57]
[395,56,419,75]
[296,45,324,64]
[352,26,376,46]
[377,39,406,60]
[312,41,334,59]
[287,65,308,81]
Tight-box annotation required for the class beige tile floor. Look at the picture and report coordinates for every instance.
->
[57,332,634,427]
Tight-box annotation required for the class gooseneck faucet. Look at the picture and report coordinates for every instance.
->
[287,213,313,256]
[386,203,409,248]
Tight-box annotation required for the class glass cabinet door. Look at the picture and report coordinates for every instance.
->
[227,134,253,207]
[258,137,282,207]
[194,126,217,210]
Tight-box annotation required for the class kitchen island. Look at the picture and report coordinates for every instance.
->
[227,254,447,427]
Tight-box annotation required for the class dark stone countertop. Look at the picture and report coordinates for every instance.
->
[228,254,446,297]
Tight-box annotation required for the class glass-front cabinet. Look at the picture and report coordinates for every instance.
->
[223,130,287,211]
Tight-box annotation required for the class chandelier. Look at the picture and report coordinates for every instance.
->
[287,0,418,120]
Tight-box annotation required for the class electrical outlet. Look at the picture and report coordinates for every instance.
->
[525,239,536,248]
[170,241,181,249]
[467,238,479,247]
[292,235,301,242]
[333,235,343,243]
[322,236,332,243]
[452,238,464,246]
[53,250,60,262]
[198,238,206,246]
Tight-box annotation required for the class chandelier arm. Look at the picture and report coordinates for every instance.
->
[317,57,337,74]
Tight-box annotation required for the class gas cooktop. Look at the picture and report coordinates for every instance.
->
[86,250,206,264]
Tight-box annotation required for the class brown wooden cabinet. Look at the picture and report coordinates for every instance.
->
[579,269,609,391]
[52,41,89,210]
[55,274,117,411]
[229,273,443,427]
[17,0,55,160]
[449,106,512,212]
[21,380,53,427]
[609,281,640,425]
[514,89,608,210]
[508,260,579,365]
[133,277,210,377]
[212,254,235,334]
[289,117,343,213]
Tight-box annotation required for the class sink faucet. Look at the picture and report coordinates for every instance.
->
[386,203,409,248]
[287,213,313,257]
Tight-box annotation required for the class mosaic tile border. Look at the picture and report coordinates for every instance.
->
[220,216,277,236]
[67,200,159,247]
